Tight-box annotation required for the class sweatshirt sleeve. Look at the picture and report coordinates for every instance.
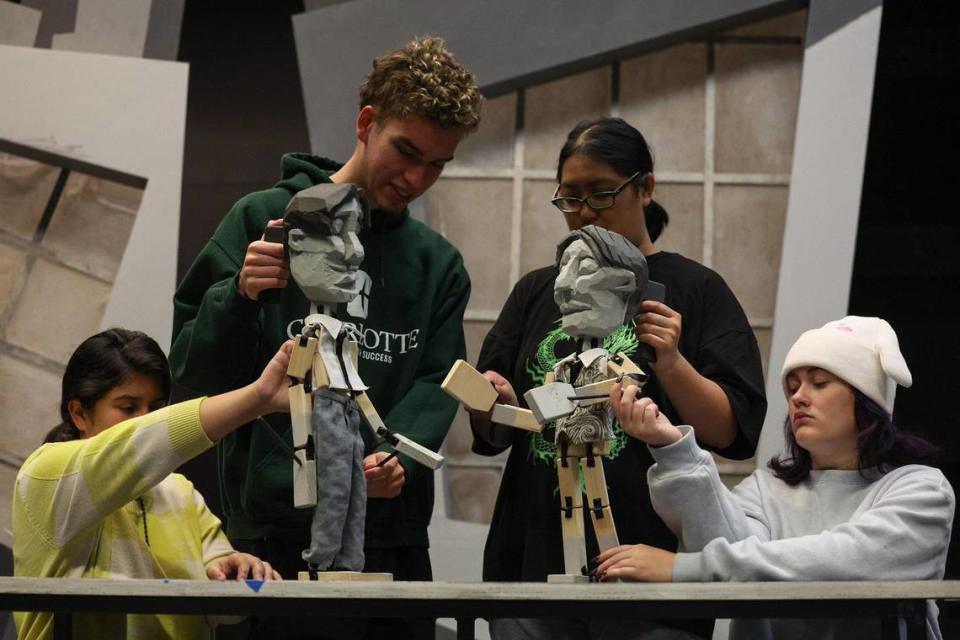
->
[648,425,771,551]
[377,251,470,485]
[169,197,272,395]
[672,469,956,583]
[15,398,211,550]
[192,487,235,566]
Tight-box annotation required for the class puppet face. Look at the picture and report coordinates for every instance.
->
[287,198,365,304]
[554,238,635,338]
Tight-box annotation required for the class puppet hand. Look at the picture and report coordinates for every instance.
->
[238,219,289,301]
[364,452,405,498]
[254,340,293,413]
[610,382,682,447]
[206,553,282,581]
[595,544,676,582]
[634,300,682,370]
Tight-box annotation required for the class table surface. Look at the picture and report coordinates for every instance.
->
[2,578,959,614]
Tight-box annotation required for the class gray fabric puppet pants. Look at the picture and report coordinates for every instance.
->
[302,389,366,571]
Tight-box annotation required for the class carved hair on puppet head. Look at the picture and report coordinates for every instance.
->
[554,225,648,339]
[284,183,369,305]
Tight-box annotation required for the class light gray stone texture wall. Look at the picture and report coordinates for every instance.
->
[0,465,16,547]
[0,154,59,239]
[41,174,142,282]
[0,147,145,547]
[620,44,707,173]
[427,179,514,313]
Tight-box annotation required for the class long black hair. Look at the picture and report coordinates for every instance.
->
[556,116,670,242]
[769,389,937,485]
[44,328,171,443]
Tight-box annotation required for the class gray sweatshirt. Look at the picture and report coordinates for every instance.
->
[648,426,955,640]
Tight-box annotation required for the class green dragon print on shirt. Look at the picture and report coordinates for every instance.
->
[525,320,640,467]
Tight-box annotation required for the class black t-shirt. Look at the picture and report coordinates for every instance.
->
[473,251,766,585]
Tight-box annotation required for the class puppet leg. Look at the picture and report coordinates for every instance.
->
[302,389,354,569]
[553,439,589,581]
[332,401,366,571]
[582,442,619,553]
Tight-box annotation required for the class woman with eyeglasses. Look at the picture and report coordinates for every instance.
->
[469,117,767,640]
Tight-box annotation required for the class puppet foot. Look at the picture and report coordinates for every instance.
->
[298,570,393,582]
[547,573,591,584]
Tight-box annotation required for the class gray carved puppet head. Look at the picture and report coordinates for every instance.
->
[554,225,648,339]
[284,183,368,305]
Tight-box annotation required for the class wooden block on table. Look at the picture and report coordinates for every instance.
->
[441,359,497,412]
[490,404,542,432]
[298,571,393,582]
[547,573,590,584]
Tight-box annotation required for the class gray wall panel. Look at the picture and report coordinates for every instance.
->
[22,0,78,48]
[757,4,883,463]
[52,0,152,57]
[143,0,186,61]
[293,0,804,160]
[806,0,882,46]
[0,2,41,47]
[0,44,188,352]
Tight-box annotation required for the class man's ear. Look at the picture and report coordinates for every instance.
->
[68,399,93,437]
[357,105,376,144]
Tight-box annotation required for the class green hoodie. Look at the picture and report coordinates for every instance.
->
[170,153,469,548]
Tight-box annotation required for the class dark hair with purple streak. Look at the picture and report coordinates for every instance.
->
[769,388,937,485]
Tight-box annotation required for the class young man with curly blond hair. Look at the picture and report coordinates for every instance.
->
[170,36,482,639]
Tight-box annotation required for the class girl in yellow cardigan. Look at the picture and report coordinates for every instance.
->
[13,328,291,639]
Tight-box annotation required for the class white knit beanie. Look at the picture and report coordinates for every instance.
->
[780,316,912,414]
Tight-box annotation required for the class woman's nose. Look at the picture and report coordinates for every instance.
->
[790,386,809,406]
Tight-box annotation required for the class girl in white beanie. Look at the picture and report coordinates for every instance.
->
[597,316,954,640]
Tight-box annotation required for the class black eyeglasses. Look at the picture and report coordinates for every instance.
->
[551,171,644,214]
